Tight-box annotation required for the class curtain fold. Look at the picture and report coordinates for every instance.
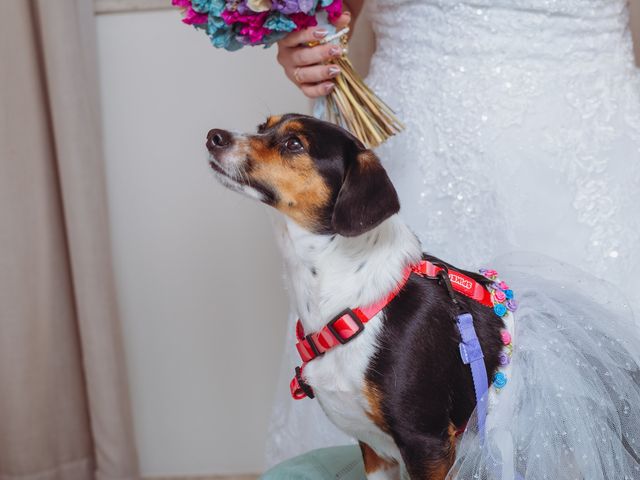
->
[0,1,138,479]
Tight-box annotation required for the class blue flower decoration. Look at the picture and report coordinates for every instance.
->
[493,372,508,389]
[207,14,226,33]
[264,12,297,32]
[505,289,514,300]
[319,0,332,6]
[262,31,288,46]
[192,0,213,12]
[209,27,243,51]
[494,303,507,317]
[213,0,227,15]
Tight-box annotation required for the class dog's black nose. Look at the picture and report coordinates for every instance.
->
[207,129,232,151]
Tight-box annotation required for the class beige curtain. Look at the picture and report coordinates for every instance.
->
[0,1,138,480]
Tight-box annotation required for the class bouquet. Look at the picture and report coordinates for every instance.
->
[172,0,403,147]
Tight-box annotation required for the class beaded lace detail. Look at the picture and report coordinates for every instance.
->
[367,0,640,287]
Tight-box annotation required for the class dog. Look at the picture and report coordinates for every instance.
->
[206,114,505,480]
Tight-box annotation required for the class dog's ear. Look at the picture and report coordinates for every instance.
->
[331,150,400,237]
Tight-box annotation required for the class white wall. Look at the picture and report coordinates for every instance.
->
[96,10,309,476]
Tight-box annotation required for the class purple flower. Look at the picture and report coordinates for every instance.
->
[298,0,316,13]
[272,0,301,14]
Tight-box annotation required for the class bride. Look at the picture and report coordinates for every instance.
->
[269,0,640,468]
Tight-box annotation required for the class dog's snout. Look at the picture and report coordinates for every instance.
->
[207,129,233,151]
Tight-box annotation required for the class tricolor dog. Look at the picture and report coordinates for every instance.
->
[206,115,505,480]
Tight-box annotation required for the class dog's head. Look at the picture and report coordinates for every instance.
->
[206,114,400,237]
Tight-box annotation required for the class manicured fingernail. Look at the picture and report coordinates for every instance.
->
[324,83,335,94]
[328,66,341,77]
[329,46,343,56]
[313,28,329,39]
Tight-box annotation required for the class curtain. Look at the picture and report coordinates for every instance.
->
[0,1,138,479]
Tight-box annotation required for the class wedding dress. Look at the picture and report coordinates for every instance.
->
[266,0,640,467]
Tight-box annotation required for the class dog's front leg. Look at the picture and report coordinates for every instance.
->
[359,442,400,480]
[395,428,456,480]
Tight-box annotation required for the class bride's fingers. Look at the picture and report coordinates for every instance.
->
[291,64,341,84]
[278,26,329,48]
[300,82,335,99]
[290,43,343,67]
[331,11,352,31]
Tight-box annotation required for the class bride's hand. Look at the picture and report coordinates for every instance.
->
[277,12,352,98]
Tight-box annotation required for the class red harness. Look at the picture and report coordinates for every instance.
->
[290,259,493,400]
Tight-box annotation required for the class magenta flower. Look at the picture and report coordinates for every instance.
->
[182,7,208,24]
[289,12,318,30]
[221,9,268,26]
[325,0,342,22]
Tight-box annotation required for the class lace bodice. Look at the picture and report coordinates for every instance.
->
[367,0,640,291]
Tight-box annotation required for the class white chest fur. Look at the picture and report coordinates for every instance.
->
[274,215,422,461]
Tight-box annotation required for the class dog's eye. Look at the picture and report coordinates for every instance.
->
[285,137,304,152]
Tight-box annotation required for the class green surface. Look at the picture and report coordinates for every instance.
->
[261,446,365,480]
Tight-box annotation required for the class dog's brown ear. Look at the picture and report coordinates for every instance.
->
[331,150,400,237]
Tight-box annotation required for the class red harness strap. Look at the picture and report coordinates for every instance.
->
[290,260,493,399]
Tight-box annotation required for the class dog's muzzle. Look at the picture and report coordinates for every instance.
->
[206,128,233,153]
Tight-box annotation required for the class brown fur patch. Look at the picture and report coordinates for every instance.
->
[359,442,398,475]
[245,137,331,230]
[363,380,390,433]
[423,423,458,480]
[265,115,282,128]
[356,150,378,168]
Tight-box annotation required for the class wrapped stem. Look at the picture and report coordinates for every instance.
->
[318,36,404,148]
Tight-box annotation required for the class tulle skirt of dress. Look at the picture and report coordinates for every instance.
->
[450,252,640,480]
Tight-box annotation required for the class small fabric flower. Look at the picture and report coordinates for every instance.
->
[498,351,511,366]
[494,303,507,317]
[483,269,499,279]
[500,330,512,346]
[494,290,506,302]
[505,289,514,300]
[506,299,518,312]
[493,372,508,389]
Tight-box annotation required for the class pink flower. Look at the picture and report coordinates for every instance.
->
[325,0,343,22]
[172,0,192,6]
[240,24,271,43]
[221,9,268,27]
[289,12,318,31]
[182,6,208,24]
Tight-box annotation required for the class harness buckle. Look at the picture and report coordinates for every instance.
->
[291,365,315,399]
[326,308,365,345]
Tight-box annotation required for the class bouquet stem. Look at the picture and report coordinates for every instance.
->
[322,51,404,148]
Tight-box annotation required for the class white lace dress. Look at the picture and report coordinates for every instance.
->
[266,0,640,466]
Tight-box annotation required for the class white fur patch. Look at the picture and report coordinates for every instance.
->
[276,215,422,464]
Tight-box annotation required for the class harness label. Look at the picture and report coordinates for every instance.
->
[450,273,473,292]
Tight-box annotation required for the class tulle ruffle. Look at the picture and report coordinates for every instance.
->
[450,253,640,480]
